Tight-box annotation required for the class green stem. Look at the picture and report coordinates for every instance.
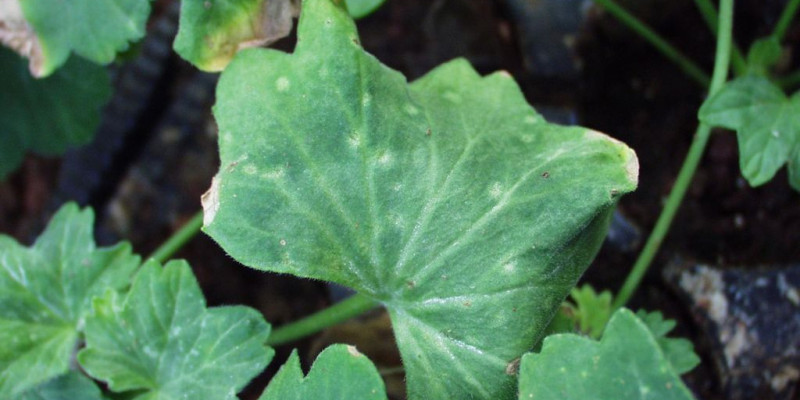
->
[148,211,204,264]
[692,0,747,76]
[266,293,379,346]
[773,0,800,41]
[593,0,710,87]
[613,0,735,310]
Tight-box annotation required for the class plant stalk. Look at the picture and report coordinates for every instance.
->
[613,0,735,309]
[692,0,747,76]
[773,0,800,41]
[266,293,379,346]
[592,0,711,88]
[148,211,204,264]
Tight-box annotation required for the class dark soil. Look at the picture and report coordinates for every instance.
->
[2,0,799,399]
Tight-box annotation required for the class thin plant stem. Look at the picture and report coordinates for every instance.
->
[613,0,735,309]
[148,211,204,264]
[267,293,379,346]
[773,0,800,41]
[593,0,710,87]
[692,0,747,76]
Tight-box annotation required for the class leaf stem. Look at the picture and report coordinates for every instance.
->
[691,0,747,76]
[613,0,735,309]
[592,0,711,88]
[773,0,800,41]
[266,293,379,346]
[148,211,204,264]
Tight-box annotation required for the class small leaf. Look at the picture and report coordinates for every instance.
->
[19,372,106,400]
[746,37,782,76]
[699,75,800,188]
[0,47,111,179]
[568,284,613,339]
[259,345,387,400]
[344,0,386,18]
[0,203,139,396]
[78,260,273,400]
[204,0,638,398]
[17,0,151,77]
[174,0,299,72]
[519,308,696,400]
[636,310,700,374]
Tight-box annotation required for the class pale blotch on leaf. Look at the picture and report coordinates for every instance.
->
[276,76,290,92]
[201,176,221,226]
[346,345,363,357]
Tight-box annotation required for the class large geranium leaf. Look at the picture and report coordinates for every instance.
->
[259,345,387,400]
[17,0,151,77]
[519,308,696,400]
[699,75,800,190]
[19,372,106,400]
[78,260,273,400]
[174,0,299,72]
[0,204,139,396]
[203,0,638,398]
[0,47,110,179]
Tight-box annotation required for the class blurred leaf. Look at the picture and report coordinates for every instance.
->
[519,308,696,400]
[699,75,800,190]
[344,0,386,18]
[636,310,700,374]
[78,261,273,400]
[746,37,782,76]
[174,0,299,72]
[18,0,151,76]
[259,345,387,400]
[0,48,110,180]
[568,284,613,339]
[0,204,138,396]
[19,372,106,400]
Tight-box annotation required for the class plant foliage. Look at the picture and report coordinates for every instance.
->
[259,345,386,400]
[202,0,638,398]
[0,47,110,179]
[519,308,697,400]
[699,74,800,190]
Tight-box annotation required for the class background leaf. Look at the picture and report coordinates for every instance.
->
[0,48,111,180]
[567,284,613,339]
[0,204,139,396]
[18,0,151,77]
[259,345,387,400]
[636,310,701,374]
[78,260,273,400]
[344,0,386,19]
[519,308,696,400]
[204,0,638,398]
[19,372,107,400]
[699,75,800,190]
[174,0,299,72]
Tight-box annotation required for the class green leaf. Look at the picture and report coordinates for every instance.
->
[0,48,111,179]
[259,345,387,400]
[203,0,638,398]
[746,37,782,76]
[344,0,386,18]
[699,75,800,189]
[78,260,273,400]
[174,0,298,72]
[18,0,151,77]
[519,308,696,400]
[0,203,139,396]
[636,310,700,374]
[19,372,106,400]
[568,284,613,339]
